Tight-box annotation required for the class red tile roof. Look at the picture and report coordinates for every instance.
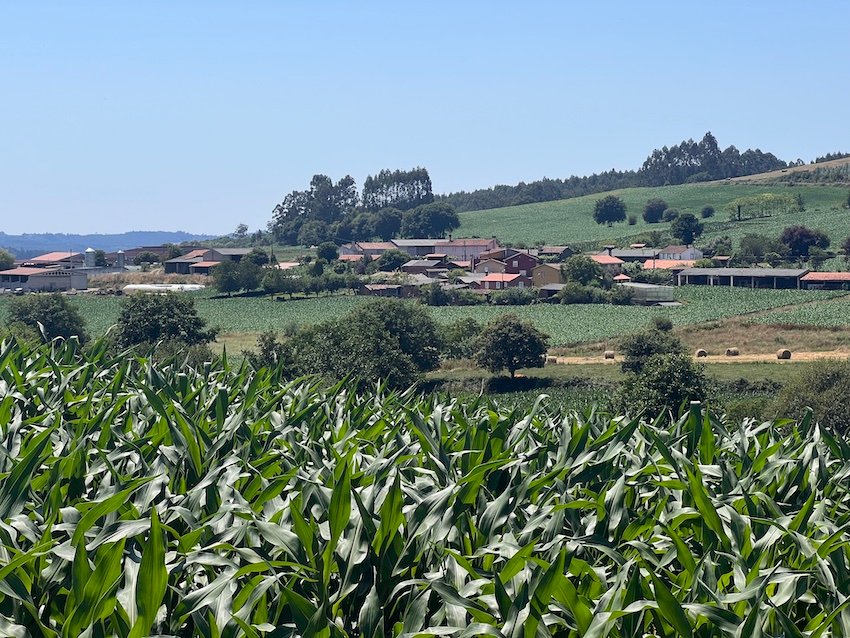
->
[480,273,525,282]
[801,272,850,282]
[29,251,81,263]
[0,267,45,276]
[591,254,625,265]
[642,259,697,270]
[338,254,365,262]
[613,274,632,281]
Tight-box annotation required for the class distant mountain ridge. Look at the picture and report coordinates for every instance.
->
[0,231,214,258]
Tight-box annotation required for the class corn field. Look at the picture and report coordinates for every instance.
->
[2,338,850,637]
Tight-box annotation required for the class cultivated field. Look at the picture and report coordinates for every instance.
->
[2,340,849,636]
[455,183,850,248]
[1,287,844,349]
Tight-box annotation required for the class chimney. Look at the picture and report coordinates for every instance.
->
[604,245,615,256]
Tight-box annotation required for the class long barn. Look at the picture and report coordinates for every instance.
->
[676,267,808,289]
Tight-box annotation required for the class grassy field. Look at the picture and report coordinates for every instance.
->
[455,182,850,248]
[2,286,844,349]
[749,294,850,328]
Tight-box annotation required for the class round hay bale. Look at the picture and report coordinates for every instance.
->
[777,348,792,360]
[695,348,708,358]
[725,347,739,357]
[546,356,557,364]
[603,350,615,360]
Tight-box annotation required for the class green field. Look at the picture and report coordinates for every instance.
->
[3,339,850,635]
[750,295,850,328]
[2,286,844,347]
[455,182,850,248]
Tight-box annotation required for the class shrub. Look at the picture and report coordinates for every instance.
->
[701,205,716,219]
[619,325,685,374]
[662,208,680,222]
[6,293,88,342]
[441,318,483,360]
[115,293,218,348]
[642,198,667,224]
[558,282,606,305]
[490,287,537,305]
[617,353,708,417]
[773,359,850,435]
[628,214,637,225]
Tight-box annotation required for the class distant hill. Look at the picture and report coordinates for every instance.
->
[0,231,214,258]
[455,182,850,250]
[728,156,850,184]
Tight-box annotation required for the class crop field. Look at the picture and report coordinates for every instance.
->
[750,296,850,328]
[0,287,843,348]
[455,183,850,248]
[3,339,850,636]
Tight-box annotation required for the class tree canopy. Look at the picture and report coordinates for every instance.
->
[670,212,704,244]
[362,167,433,212]
[780,225,830,257]
[0,248,14,271]
[6,293,88,342]
[642,198,668,224]
[475,314,549,378]
[400,203,460,238]
[560,255,603,286]
[115,294,217,348]
[593,195,627,226]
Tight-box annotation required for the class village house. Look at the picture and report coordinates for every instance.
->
[590,253,625,274]
[538,245,574,261]
[658,245,704,260]
[434,238,499,260]
[474,273,531,291]
[472,259,507,274]
[531,263,564,287]
[478,248,539,276]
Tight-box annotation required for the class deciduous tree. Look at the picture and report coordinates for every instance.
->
[642,198,667,224]
[670,212,704,244]
[475,314,548,378]
[115,294,217,348]
[593,195,627,226]
[6,293,88,342]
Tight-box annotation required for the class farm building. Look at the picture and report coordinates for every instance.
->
[22,251,83,267]
[800,272,850,290]
[163,248,252,275]
[531,263,564,287]
[401,259,444,275]
[434,238,499,260]
[617,282,677,305]
[0,267,88,291]
[676,267,808,289]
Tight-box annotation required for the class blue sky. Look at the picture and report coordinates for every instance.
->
[1,1,848,235]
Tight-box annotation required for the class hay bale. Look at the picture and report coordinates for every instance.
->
[695,348,708,358]
[725,347,739,357]
[546,356,557,364]
[603,350,615,360]
[777,348,792,360]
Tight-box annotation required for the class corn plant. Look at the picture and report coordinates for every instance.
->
[1,336,850,636]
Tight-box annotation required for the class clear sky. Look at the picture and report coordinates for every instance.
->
[1,1,848,235]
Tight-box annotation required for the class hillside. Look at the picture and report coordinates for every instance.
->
[0,230,214,258]
[455,182,850,249]
[729,156,850,183]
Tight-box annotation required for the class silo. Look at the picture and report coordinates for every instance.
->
[84,247,96,268]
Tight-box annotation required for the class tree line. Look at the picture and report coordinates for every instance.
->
[268,167,459,245]
[437,132,790,212]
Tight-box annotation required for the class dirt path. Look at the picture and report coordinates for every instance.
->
[552,349,850,365]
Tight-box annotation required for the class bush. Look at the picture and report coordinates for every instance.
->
[291,299,441,389]
[491,287,537,305]
[115,294,218,348]
[773,359,850,435]
[628,215,637,226]
[441,318,483,360]
[6,293,88,342]
[558,282,606,305]
[617,353,708,417]
[662,208,680,222]
[701,205,715,219]
[642,198,668,224]
[619,325,685,374]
